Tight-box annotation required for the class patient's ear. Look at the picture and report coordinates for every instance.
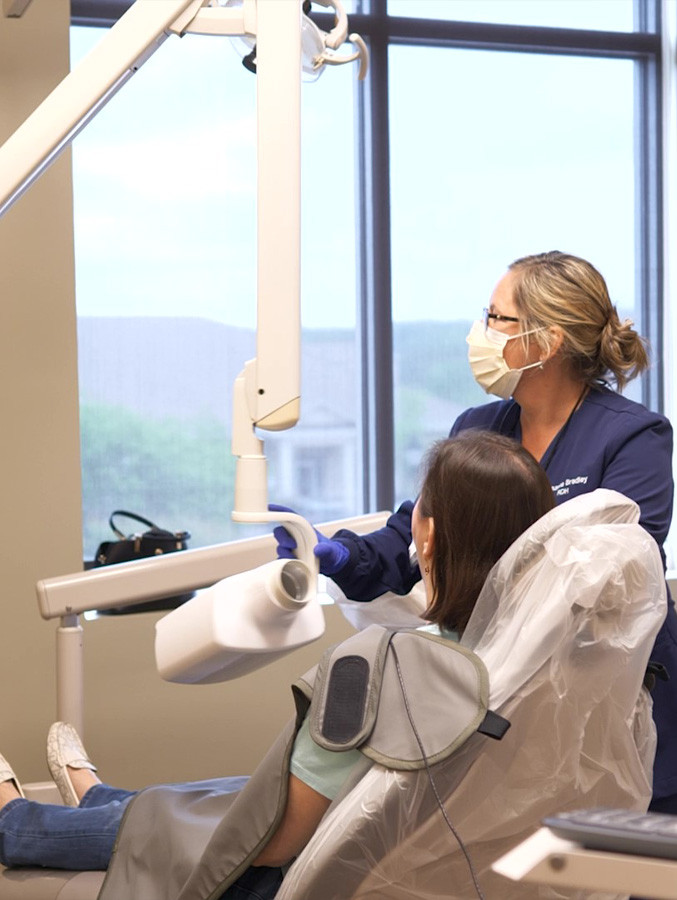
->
[422,518,435,562]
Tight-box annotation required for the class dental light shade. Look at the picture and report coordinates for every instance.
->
[225,0,368,82]
[226,0,323,81]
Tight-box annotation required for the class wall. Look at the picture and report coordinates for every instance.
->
[83,604,356,789]
[0,0,356,791]
[0,0,82,783]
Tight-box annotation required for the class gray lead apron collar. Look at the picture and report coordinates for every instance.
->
[295,625,509,771]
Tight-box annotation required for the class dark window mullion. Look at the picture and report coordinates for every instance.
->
[71,0,132,27]
[377,16,660,56]
[634,0,663,411]
[356,0,395,512]
[316,13,660,57]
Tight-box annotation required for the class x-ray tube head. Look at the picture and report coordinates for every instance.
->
[155,558,325,684]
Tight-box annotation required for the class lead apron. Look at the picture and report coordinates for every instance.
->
[97,626,506,900]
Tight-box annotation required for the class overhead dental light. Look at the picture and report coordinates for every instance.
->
[224,0,368,81]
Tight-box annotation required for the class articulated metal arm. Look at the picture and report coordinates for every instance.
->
[0,0,366,520]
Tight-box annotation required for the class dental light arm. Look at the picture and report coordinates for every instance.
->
[0,0,366,523]
[229,0,367,520]
[230,0,302,523]
[0,0,312,591]
[0,0,367,213]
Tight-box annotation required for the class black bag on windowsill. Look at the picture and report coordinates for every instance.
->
[86,510,194,615]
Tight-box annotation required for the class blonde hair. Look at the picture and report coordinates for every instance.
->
[508,251,649,391]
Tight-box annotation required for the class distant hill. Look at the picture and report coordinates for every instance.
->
[77,316,482,430]
[77,316,484,553]
[78,317,255,423]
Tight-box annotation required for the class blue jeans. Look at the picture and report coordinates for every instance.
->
[0,783,283,899]
[0,783,134,870]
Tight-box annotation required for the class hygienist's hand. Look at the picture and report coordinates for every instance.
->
[268,504,350,576]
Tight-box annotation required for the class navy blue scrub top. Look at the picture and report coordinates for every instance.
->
[331,385,677,799]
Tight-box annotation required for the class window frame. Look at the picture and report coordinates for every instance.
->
[71,0,666,513]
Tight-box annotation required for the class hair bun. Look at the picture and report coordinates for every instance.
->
[599,313,648,388]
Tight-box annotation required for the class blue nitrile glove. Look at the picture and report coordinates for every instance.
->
[268,503,350,576]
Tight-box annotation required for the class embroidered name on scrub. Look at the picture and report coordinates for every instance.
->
[552,475,589,497]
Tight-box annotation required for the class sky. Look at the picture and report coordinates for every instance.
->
[70,3,638,330]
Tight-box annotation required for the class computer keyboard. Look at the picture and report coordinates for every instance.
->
[543,808,677,861]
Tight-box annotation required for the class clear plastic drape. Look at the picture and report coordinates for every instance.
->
[280,490,666,900]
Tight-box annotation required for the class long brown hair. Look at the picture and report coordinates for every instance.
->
[419,431,554,633]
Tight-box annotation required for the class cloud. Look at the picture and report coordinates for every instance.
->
[72,118,257,200]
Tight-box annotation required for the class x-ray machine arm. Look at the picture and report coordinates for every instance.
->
[0,0,367,560]
[0,0,370,728]
[0,0,301,524]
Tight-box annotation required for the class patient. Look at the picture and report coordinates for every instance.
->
[0,431,555,897]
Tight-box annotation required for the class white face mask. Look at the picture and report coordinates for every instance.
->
[466,320,543,400]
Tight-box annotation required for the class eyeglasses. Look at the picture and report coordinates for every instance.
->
[483,307,520,333]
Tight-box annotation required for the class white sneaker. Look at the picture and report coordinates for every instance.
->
[46,722,97,807]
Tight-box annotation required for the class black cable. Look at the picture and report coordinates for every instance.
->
[390,644,486,900]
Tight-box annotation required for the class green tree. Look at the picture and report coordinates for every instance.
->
[80,403,237,557]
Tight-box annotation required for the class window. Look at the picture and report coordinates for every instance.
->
[71,1,670,573]
[387,0,635,31]
[389,46,637,500]
[71,22,359,557]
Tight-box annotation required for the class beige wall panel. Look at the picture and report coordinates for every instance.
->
[82,604,356,790]
[0,0,82,784]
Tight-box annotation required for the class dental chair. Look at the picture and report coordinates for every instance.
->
[276,489,666,900]
[0,489,666,900]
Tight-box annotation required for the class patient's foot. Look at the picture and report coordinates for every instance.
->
[0,779,22,810]
[47,722,99,807]
[66,765,101,803]
[0,751,24,810]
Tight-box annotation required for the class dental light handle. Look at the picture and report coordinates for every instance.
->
[309,0,349,49]
[231,510,319,579]
[318,32,368,79]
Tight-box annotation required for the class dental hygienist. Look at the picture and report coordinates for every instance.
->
[275,250,677,812]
